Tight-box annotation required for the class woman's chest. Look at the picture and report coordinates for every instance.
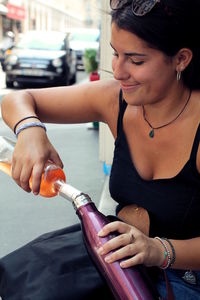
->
[110,133,200,238]
[123,115,200,181]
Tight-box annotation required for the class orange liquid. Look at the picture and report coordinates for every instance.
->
[0,161,66,198]
[0,162,12,176]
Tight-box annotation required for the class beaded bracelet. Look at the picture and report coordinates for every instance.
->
[160,249,168,269]
[13,116,40,134]
[15,122,47,137]
[155,237,171,269]
[162,238,176,267]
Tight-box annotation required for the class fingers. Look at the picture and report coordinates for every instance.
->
[31,162,46,195]
[98,221,157,268]
[99,233,145,268]
[12,155,45,194]
[99,231,135,254]
[12,155,32,193]
[106,250,144,269]
[98,221,137,255]
[104,239,137,263]
[129,233,136,243]
[120,253,144,268]
[11,131,63,195]
[98,221,138,260]
[98,221,132,236]
[49,148,64,169]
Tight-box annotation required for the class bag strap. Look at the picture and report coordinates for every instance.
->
[164,270,174,300]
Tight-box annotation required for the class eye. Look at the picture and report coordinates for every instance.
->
[112,51,119,57]
[129,57,144,65]
[133,61,144,65]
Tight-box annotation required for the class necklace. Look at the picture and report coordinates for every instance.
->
[142,90,192,138]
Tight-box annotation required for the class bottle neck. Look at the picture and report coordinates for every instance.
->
[55,180,92,210]
[72,193,92,210]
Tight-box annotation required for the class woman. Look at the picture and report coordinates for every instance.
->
[1,0,200,299]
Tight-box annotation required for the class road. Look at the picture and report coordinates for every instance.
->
[0,69,105,258]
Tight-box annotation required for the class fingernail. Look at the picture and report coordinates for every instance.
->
[98,229,104,236]
[98,247,104,255]
[120,262,126,268]
[105,255,112,263]
[33,191,38,195]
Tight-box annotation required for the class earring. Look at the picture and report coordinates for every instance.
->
[176,70,181,81]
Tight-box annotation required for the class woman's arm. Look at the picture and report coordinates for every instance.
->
[1,79,119,129]
[98,221,200,270]
[1,79,120,194]
[170,237,200,270]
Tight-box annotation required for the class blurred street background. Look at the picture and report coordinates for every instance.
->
[0,0,114,258]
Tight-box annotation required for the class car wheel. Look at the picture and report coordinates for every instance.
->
[58,74,69,86]
[70,73,76,85]
[6,80,13,88]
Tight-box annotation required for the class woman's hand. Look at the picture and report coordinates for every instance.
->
[98,221,165,268]
[11,128,63,195]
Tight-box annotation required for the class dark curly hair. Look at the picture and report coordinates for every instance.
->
[111,0,200,90]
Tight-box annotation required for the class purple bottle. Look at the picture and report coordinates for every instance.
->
[0,136,157,299]
[56,181,157,300]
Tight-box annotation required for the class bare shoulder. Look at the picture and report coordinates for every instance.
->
[100,79,121,136]
[192,90,200,174]
[83,78,120,103]
[93,78,120,108]
[84,78,121,136]
[191,90,200,120]
[193,90,200,105]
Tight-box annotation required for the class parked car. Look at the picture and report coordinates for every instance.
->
[0,31,15,71]
[69,28,100,70]
[4,31,76,88]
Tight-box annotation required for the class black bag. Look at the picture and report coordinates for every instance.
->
[0,223,114,300]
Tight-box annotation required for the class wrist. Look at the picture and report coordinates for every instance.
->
[155,237,171,269]
[13,115,40,134]
[154,237,176,269]
[154,237,167,267]
[162,238,176,268]
[15,121,47,138]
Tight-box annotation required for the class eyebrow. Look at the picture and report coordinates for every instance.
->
[110,43,147,57]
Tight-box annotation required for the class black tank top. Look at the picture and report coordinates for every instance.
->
[109,91,200,239]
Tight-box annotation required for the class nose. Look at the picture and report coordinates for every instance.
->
[112,58,130,81]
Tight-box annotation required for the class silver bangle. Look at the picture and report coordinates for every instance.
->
[162,238,176,267]
[15,121,47,137]
[155,236,171,269]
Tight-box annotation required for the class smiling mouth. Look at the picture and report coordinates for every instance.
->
[120,83,140,90]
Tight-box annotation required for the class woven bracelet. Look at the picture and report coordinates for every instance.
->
[15,122,47,137]
[13,116,40,134]
[162,238,176,267]
[155,237,171,269]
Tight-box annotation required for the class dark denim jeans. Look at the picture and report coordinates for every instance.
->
[156,269,200,299]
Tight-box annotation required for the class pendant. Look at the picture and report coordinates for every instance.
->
[149,129,154,138]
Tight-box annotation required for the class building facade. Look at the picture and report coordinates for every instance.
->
[0,0,25,42]
[99,0,114,171]
[0,0,101,42]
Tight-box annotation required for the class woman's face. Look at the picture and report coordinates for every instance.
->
[111,22,177,105]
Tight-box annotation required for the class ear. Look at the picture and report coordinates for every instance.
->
[175,48,193,73]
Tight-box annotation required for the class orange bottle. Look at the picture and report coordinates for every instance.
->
[0,136,66,197]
